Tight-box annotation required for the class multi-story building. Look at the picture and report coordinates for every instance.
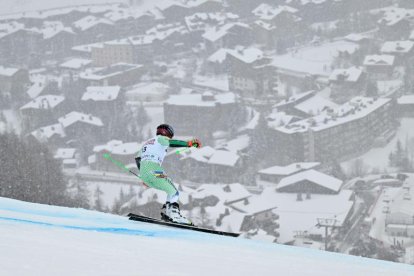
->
[270,97,395,164]
[163,91,244,140]
[79,63,144,86]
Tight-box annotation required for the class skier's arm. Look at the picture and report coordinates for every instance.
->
[157,136,202,148]
[170,138,202,148]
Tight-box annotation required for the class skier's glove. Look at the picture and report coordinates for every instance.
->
[187,138,202,149]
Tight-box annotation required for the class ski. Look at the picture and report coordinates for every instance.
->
[127,213,240,237]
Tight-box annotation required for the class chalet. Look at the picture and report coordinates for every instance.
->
[90,139,123,171]
[208,46,263,76]
[180,146,244,183]
[257,162,321,187]
[187,0,223,13]
[276,169,343,195]
[191,183,251,207]
[363,55,395,81]
[229,195,279,238]
[125,82,169,102]
[380,41,414,65]
[40,21,76,58]
[156,1,191,21]
[397,95,414,116]
[145,23,191,55]
[20,95,66,130]
[164,91,244,139]
[0,66,30,102]
[73,15,115,43]
[385,183,414,237]
[202,22,252,53]
[29,123,66,147]
[59,58,92,74]
[329,67,366,103]
[79,63,144,86]
[179,135,249,183]
[377,8,411,40]
[0,27,43,65]
[54,148,79,169]
[58,111,104,142]
[81,86,122,121]
[184,12,239,42]
[251,3,301,50]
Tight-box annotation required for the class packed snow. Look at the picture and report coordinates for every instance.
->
[1,197,414,275]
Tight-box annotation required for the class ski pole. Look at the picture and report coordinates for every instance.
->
[175,147,192,154]
[102,153,140,178]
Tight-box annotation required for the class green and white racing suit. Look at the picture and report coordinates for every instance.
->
[136,135,188,203]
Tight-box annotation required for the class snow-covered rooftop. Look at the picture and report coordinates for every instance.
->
[54,148,76,159]
[202,22,250,42]
[20,95,65,110]
[266,111,297,129]
[73,15,114,32]
[126,82,169,96]
[276,97,391,133]
[79,63,143,81]
[58,111,103,128]
[93,140,123,153]
[363,55,395,66]
[145,22,188,41]
[184,12,239,32]
[329,66,363,83]
[0,21,25,39]
[378,7,414,26]
[208,47,263,64]
[0,66,19,77]
[38,21,75,40]
[60,58,92,70]
[30,123,65,142]
[259,162,321,176]
[166,92,236,106]
[398,95,414,105]
[294,94,338,116]
[111,142,140,156]
[381,41,414,55]
[277,169,343,193]
[81,86,121,102]
[252,3,298,21]
[253,20,276,31]
[192,183,251,204]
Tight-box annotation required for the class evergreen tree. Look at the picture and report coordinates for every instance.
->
[94,186,104,212]
[0,132,72,206]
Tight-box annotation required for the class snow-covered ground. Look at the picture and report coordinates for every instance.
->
[1,197,414,275]
[342,117,414,174]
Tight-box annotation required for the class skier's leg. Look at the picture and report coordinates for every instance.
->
[139,161,178,198]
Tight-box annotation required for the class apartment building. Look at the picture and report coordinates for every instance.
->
[270,97,395,164]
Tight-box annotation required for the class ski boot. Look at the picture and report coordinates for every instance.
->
[161,202,193,225]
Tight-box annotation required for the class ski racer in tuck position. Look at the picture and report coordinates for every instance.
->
[135,124,201,225]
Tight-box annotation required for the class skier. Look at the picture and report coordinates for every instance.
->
[135,124,201,225]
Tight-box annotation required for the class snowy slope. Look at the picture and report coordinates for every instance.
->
[1,197,414,276]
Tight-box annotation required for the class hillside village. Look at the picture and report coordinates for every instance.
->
[1,0,414,265]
